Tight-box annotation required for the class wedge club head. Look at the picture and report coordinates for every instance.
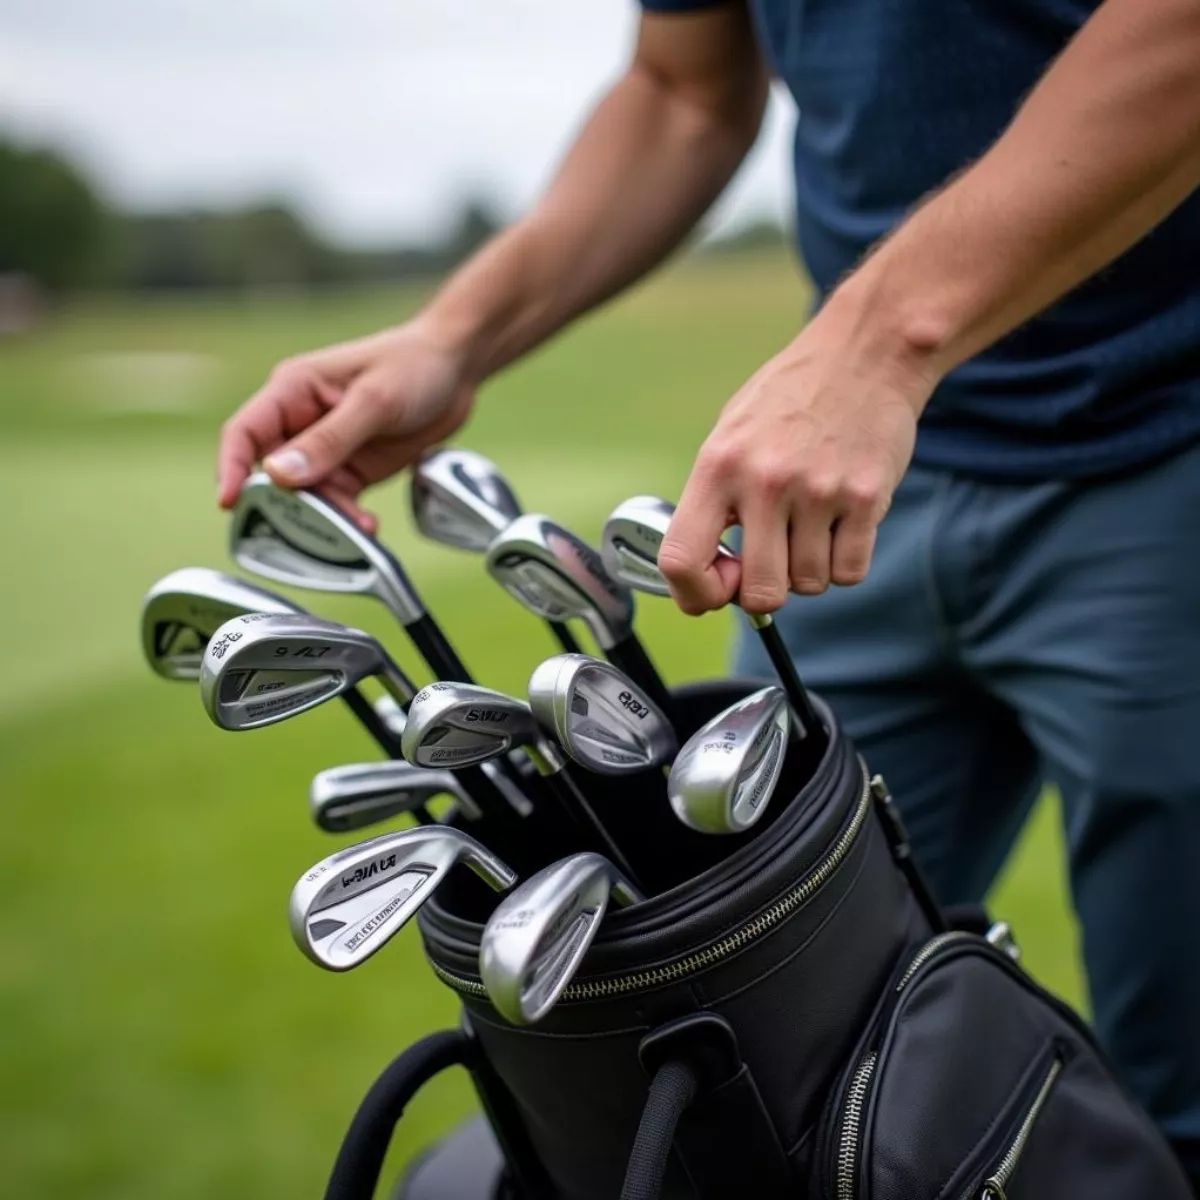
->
[528,654,676,775]
[200,612,416,731]
[140,567,301,680]
[667,686,791,834]
[480,852,642,1025]
[401,682,545,770]
[410,447,523,553]
[310,762,481,832]
[290,826,516,971]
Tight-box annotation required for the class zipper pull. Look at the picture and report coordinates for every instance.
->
[985,921,1021,963]
[981,1184,1007,1200]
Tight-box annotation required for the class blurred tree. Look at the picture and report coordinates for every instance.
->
[0,139,112,290]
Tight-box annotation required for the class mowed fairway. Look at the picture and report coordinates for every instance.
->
[0,255,1082,1199]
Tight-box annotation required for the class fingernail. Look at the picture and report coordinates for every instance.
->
[264,449,308,482]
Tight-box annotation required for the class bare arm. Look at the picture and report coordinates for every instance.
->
[663,0,1200,614]
[421,6,770,379]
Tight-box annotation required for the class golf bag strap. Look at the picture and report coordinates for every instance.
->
[626,1013,792,1200]
[323,1029,469,1200]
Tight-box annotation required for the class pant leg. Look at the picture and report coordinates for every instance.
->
[733,465,1042,907]
[960,441,1200,1180]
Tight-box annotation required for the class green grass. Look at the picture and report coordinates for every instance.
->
[0,255,1082,1199]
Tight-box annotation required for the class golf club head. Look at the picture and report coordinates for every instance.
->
[140,567,301,680]
[528,653,677,775]
[401,682,541,769]
[484,514,633,650]
[411,447,522,553]
[199,612,414,731]
[310,762,481,833]
[290,826,516,971]
[479,852,642,1025]
[230,472,424,624]
[601,495,736,597]
[667,686,791,834]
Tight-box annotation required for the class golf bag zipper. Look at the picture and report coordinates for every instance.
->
[431,765,873,1002]
[969,1056,1063,1200]
[836,1052,877,1200]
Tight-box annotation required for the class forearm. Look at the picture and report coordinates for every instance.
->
[420,10,767,381]
[835,0,1200,385]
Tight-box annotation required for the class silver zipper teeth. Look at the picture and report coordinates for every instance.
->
[836,1052,877,1200]
[973,1057,1063,1200]
[895,931,975,992]
[431,766,873,1003]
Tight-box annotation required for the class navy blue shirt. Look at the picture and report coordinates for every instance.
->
[640,0,1200,479]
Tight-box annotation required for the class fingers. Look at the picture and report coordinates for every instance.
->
[659,463,741,616]
[737,485,792,614]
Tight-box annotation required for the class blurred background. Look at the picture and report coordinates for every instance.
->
[0,2,1082,1196]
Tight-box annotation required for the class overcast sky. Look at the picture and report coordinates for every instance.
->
[0,0,796,245]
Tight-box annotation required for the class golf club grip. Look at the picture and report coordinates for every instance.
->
[755,620,826,747]
[404,613,476,683]
[548,769,644,893]
[549,620,583,654]
[339,689,435,826]
[607,635,679,729]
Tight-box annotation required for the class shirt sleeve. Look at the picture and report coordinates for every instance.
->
[637,0,735,12]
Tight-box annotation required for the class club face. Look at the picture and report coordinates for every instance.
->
[528,654,677,775]
[230,473,422,623]
[411,448,522,553]
[199,613,390,731]
[290,826,516,971]
[479,853,640,1024]
[485,514,633,647]
[140,567,301,680]
[310,763,478,832]
[667,686,791,833]
[401,682,540,769]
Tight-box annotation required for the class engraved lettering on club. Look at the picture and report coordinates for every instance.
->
[413,683,453,705]
[427,745,491,765]
[206,629,245,660]
[617,690,650,720]
[262,490,344,553]
[702,730,741,755]
[343,889,417,952]
[270,643,333,660]
[464,708,511,725]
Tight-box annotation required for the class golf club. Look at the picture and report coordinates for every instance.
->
[230,472,476,682]
[289,826,516,971]
[484,514,676,721]
[479,852,642,1025]
[401,681,643,888]
[140,567,409,765]
[310,761,482,832]
[410,447,582,654]
[601,495,826,753]
[667,686,792,834]
[527,653,676,776]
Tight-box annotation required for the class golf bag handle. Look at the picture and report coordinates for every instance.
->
[323,1030,470,1200]
[622,1014,792,1200]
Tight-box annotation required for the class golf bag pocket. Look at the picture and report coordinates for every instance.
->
[418,681,934,1200]
[815,930,1192,1200]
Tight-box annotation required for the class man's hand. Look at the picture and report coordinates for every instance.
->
[660,295,937,615]
[216,320,475,533]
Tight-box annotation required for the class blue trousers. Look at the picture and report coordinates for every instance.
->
[733,442,1200,1171]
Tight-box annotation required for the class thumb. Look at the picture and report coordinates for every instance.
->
[263,379,388,488]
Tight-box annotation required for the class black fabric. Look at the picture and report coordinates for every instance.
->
[621,1063,699,1200]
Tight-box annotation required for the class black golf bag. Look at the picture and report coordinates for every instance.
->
[322,681,1191,1200]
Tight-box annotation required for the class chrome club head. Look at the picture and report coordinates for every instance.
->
[140,567,301,680]
[601,495,735,597]
[230,472,425,624]
[480,852,642,1025]
[411,447,523,553]
[290,826,516,971]
[401,682,543,770]
[199,612,416,731]
[484,514,634,650]
[310,762,481,833]
[667,687,791,834]
[528,654,676,775]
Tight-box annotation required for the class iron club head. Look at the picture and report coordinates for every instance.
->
[479,852,642,1025]
[410,447,523,553]
[230,472,425,625]
[527,653,676,775]
[310,761,481,832]
[484,514,633,651]
[290,826,516,971]
[401,682,545,770]
[199,612,416,731]
[140,567,302,680]
[667,686,791,834]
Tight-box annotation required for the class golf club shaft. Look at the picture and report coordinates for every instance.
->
[549,620,583,655]
[604,634,679,731]
[744,613,827,752]
[338,689,435,825]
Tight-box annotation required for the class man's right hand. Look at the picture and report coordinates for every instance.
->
[216,319,475,533]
